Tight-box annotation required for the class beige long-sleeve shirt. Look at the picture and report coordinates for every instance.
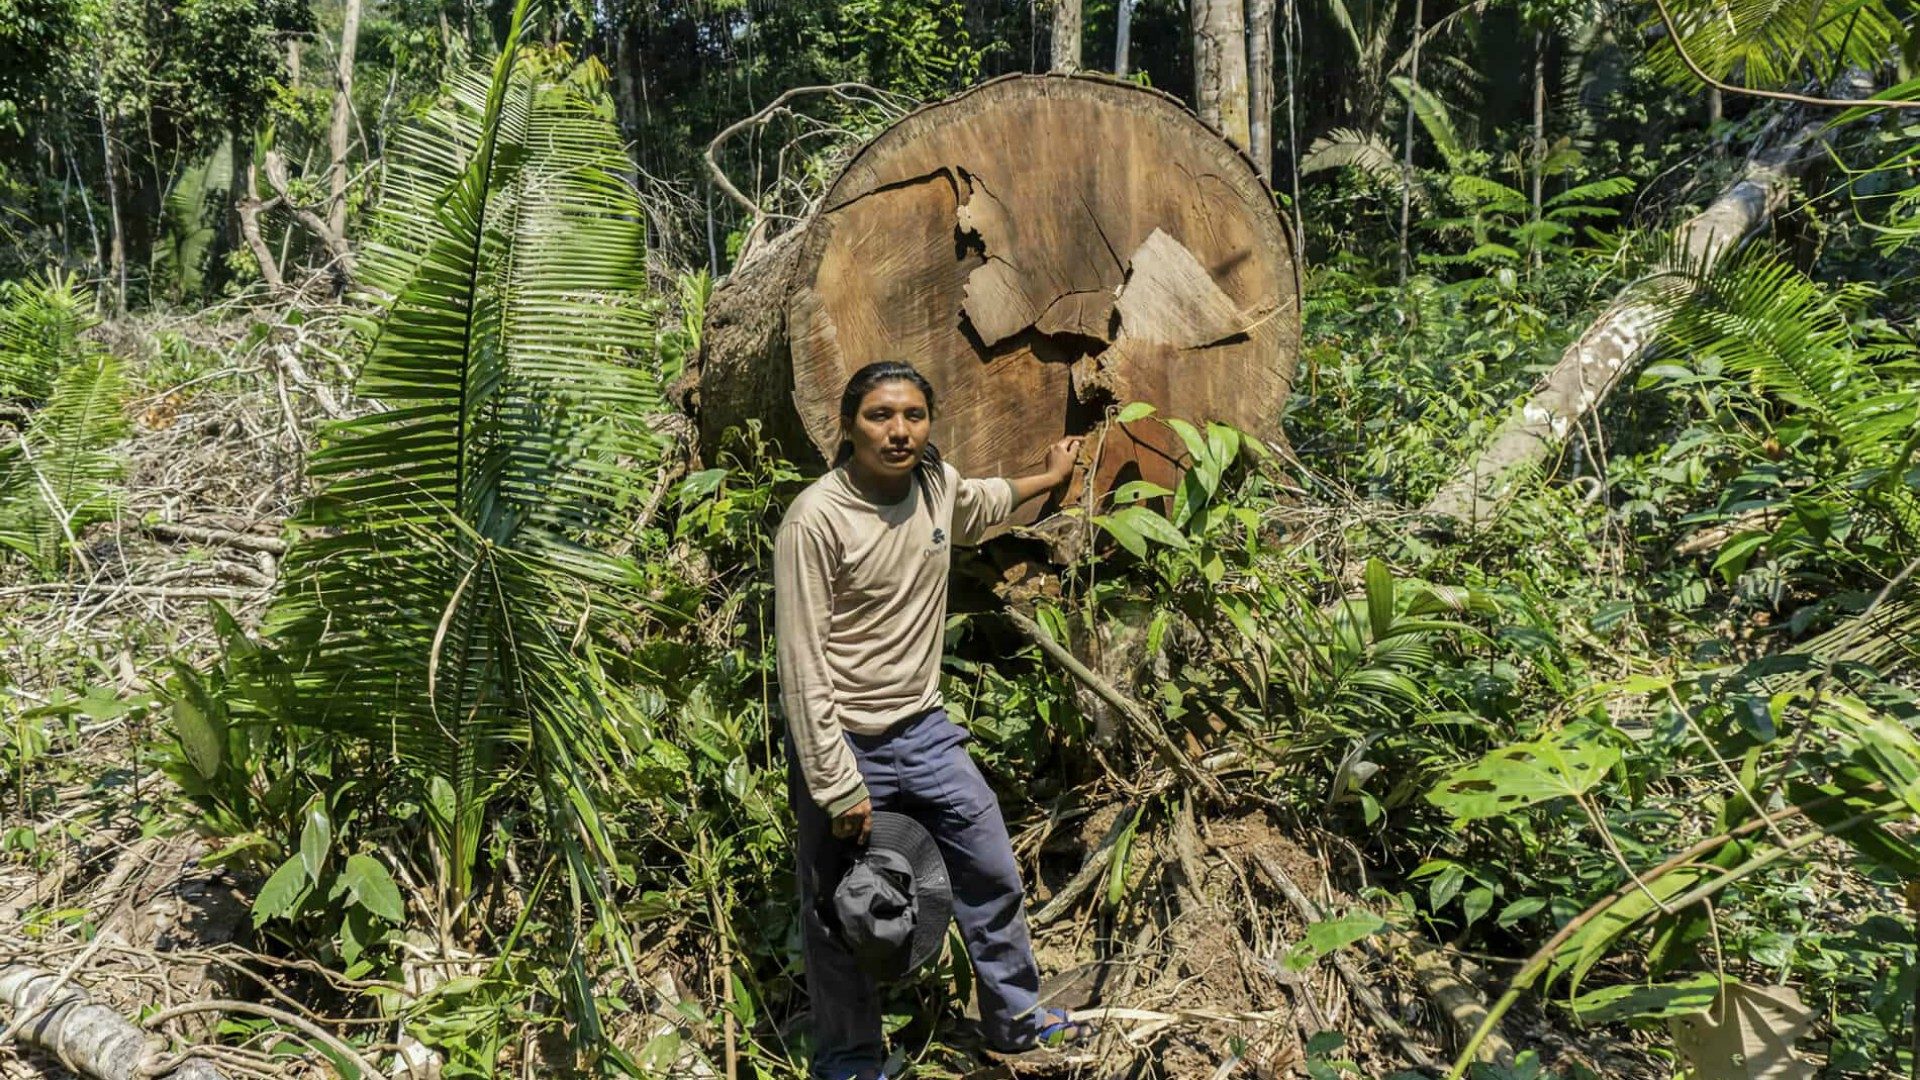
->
[774,462,1016,815]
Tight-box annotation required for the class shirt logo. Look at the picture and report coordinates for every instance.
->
[925,527,947,557]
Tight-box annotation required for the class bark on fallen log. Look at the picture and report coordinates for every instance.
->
[1423,71,1874,527]
[0,964,227,1080]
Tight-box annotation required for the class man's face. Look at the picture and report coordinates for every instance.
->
[846,379,931,481]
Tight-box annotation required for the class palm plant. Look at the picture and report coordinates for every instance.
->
[1660,249,1920,560]
[152,136,235,302]
[0,271,98,403]
[0,273,126,578]
[1647,0,1906,90]
[248,0,668,1037]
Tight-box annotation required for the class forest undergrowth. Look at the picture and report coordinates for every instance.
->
[5,2,1920,1079]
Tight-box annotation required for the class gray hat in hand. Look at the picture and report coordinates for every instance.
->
[829,812,952,981]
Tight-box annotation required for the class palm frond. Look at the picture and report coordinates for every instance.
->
[261,0,665,1023]
[1648,0,1905,90]
[0,347,127,576]
[1302,128,1420,203]
[153,136,235,302]
[0,270,97,402]
[1390,75,1467,172]
[1664,248,1920,548]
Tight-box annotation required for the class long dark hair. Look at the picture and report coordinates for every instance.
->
[832,361,942,474]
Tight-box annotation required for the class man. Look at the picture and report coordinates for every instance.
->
[775,361,1093,1079]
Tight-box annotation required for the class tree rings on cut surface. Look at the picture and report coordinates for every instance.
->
[698,73,1300,528]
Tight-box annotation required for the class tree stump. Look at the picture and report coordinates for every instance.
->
[698,73,1300,525]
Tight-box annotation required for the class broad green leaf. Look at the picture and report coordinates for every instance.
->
[1496,896,1547,927]
[340,906,372,966]
[1092,513,1147,558]
[1204,423,1240,474]
[1428,863,1465,911]
[1113,505,1189,550]
[1364,558,1394,642]
[1286,910,1385,970]
[253,856,308,927]
[168,662,226,780]
[1426,727,1621,824]
[342,854,406,923]
[1566,974,1723,1025]
[1547,866,1709,994]
[1461,886,1494,927]
[1710,531,1768,584]
[300,802,332,881]
[1116,401,1157,423]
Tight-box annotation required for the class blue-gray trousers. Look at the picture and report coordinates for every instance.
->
[789,708,1042,1079]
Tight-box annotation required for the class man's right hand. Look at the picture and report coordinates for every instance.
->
[832,798,873,845]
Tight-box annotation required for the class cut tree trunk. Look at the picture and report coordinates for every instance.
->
[697,74,1300,525]
[1423,70,1874,526]
[1192,0,1252,151]
[1051,0,1083,72]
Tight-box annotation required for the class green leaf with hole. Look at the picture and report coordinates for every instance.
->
[1426,727,1621,824]
[1112,480,1175,504]
[342,854,405,923]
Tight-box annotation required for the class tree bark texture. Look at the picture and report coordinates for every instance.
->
[697,75,1300,526]
[1051,0,1083,72]
[1248,0,1277,180]
[1423,71,1875,526]
[1192,0,1252,151]
[327,0,363,242]
[0,964,227,1080]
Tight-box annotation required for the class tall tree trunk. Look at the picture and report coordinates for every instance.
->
[1192,0,1251,151]
[1282,0,1303,261]
[1114,0,1134,75]
[1530,29,1546,273]
[1051,0,1083,72]
[1398,0,1425,283]
[1248,0,1277,180]
[94,93,125,316]
[1708,86,1724,157]
[326,0,363,243]
[614,22,638,138]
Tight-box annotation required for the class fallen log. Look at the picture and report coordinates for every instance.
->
[697,73,1300,522]
[0,964,226,1080]
[1423,70,1874,527]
